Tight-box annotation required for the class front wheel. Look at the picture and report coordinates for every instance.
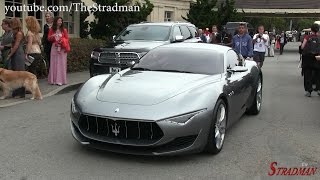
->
[247,77,262,115]
[205,99,227,154]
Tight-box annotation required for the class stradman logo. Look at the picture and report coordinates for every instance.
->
[268,162,318,176]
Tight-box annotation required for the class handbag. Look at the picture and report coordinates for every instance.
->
[25,55,35,66]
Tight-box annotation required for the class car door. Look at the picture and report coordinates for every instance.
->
[179,25,193,42]
[171,25,182,41]
[225,50,248,123]
[186,25,202,42]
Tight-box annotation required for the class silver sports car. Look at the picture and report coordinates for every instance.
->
[70,43,262,156]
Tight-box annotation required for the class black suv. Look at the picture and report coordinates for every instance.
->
[89,22,201,77]
[225,22,255,37]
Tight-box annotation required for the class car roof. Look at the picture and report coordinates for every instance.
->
[130,22,195,27]
[157,43,232,54]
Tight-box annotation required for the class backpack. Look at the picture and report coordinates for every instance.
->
[303,35,320,55]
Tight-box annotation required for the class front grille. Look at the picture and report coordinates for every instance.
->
[87,135,198,155]
[99,52,139,64]
[78,115,163,144]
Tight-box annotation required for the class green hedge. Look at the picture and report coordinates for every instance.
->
[67,38,106,72]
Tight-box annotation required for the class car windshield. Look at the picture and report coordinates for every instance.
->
[132,47,224,75]
[116,25,171,41]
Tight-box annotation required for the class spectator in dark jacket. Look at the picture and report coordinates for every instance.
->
[42,11,54,69]
[198,29,207,43]
[301,24,320,97]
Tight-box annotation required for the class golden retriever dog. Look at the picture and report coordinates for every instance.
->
[0,68,42,100]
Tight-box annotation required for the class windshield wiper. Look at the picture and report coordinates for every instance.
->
[152,69,194,73]
[131,67,152,71]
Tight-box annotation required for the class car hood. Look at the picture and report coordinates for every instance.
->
[96,70,219,106]
[98,40,168,52]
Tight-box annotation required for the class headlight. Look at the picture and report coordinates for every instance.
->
[71,98,81,119]
[91,51,100,59]
[137,52,147,58]
[163,109,206,125]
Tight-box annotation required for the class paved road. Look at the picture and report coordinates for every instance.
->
[1,44,320,180]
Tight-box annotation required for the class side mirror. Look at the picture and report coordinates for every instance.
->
[227,66,248,73]
[126,60,136,66]
[173,35,184,42]
[112,35,116,41]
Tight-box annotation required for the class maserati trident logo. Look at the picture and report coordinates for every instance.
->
[115,108,119,113]
[111,123,120,136]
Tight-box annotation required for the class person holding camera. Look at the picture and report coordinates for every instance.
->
[253,25,268,68]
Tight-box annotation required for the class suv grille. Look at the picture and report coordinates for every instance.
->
[78,115,164,144]
[99,52,139,64]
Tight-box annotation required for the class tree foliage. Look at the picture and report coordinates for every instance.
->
[247,17,287,32]
[80,3,90,38]
[182,0,218,29]
[90,0,154,40]
[182,0,244,30]
[295,18,317,31]
[217,0,244,27]
[247,17,317,32]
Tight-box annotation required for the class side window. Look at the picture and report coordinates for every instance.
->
[188,26,197,37]
[180,26,192,39]
[226,50,239,69]
[172,26,182,37]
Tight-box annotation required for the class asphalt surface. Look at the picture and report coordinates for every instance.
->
[0,45,320,180]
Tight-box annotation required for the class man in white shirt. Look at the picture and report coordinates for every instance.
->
[253,25,268,68]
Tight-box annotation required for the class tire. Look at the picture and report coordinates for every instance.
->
[205,99,227,154]
[89,63,94,77]
[247,77,262,115]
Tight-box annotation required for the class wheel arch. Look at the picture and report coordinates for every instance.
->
[217,94,229,124]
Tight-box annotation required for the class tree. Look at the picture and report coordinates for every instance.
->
[217,0,244,27]
[182,0,218,29]
[295,18,317,31]
[248,17,287,32]
[89,0,154,40]
[182,0,244,30]
[80,3,90,38]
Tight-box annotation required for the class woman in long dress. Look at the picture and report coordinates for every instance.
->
[269,35,275,57]
[6,18,25,98]
[47,17,70,86]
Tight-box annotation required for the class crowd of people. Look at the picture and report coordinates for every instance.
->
[199,22,320,97]
[0,12,70,98]
[197,23,289,68]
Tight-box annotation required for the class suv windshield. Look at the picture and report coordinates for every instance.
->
[132,47,224,75]
[116,25,171,41]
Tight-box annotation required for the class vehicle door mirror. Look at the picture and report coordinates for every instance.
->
[173,35,184,42]
[112,35,116,41]
[126,60,136,67]
[228,66,248,73]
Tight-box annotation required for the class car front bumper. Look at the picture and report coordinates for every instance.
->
[70,110,213,156]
